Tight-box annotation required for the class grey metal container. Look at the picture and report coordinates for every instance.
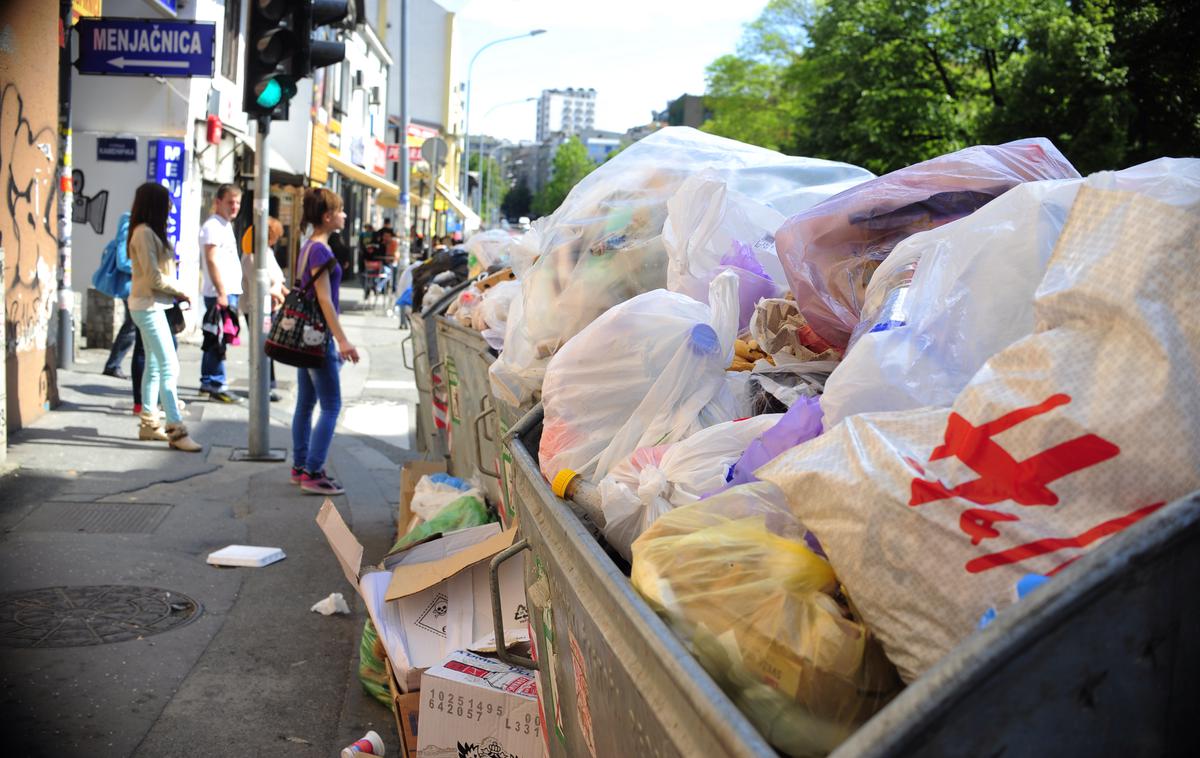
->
[401,283,471,460]
[490,405,1200,757]
[491,405,777,758]
[433,314,504,507]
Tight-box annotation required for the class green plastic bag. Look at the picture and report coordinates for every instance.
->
[390,494,490,552]
[358,619,392,707]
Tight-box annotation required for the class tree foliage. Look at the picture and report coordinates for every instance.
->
[501,176,533,221]
[532,137,595,217]
[702,0,1198,174]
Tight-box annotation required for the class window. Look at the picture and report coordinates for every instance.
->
[220,0,242,82]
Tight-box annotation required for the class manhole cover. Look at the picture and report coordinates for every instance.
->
[0,585,202,648]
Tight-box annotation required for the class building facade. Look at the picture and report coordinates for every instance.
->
[535,87,595,143]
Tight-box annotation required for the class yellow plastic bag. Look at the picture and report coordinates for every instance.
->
[631,482,900,756]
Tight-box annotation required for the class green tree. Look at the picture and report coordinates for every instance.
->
[532,137,595,217]
[501,176,533,220]
[700,0,1185,174]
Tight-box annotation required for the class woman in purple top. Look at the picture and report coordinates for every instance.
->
[291,188,360,495]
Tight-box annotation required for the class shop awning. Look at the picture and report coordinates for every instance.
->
[435,180,481,230]
[328,153,400,202]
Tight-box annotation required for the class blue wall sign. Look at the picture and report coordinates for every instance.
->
[147,139,186,251]
[75,18,215,78]
[97,137,138,162]
[150,0,179,15]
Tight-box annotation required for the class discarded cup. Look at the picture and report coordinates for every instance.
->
[340,730,384,757]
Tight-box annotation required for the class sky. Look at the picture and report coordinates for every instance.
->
[440,0,765,144]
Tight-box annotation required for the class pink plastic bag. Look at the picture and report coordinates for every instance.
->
[776,139,1080,348]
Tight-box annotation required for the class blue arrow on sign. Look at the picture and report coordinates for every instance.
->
[75,17,216,78]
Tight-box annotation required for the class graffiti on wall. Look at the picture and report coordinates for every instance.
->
[1,82,59,357]
[71,168,106,235]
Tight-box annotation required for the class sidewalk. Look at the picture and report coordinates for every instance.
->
[0,286,421,757]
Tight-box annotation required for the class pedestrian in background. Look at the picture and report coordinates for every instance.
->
[199,183,244,403]
[126,182,202,452]
[240,216,288,402]
[99,211,135,382]
[290,188,360,495]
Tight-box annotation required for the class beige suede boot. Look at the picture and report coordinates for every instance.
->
[165,422,202,453]
[138,411,169,441]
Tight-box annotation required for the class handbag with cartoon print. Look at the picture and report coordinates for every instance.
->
[265,241,331,368]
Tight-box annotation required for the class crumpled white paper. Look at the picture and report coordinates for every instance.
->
[310,592,350,616]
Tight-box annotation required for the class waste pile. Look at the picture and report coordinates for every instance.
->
[398,123,1199,757]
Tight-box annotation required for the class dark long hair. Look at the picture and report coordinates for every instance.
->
[129,182,171,245]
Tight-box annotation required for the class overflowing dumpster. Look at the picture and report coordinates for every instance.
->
[391,128,1199,757]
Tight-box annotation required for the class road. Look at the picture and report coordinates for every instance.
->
[0,286,418,757]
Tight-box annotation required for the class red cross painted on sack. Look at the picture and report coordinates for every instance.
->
[908,394,1120,508]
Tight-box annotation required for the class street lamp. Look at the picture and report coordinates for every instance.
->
[473,96,536,216]
[462,29,546,212]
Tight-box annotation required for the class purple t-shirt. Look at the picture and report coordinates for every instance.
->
[299,240,342,313]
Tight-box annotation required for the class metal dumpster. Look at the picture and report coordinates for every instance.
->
[433,314,504,507]
[490,405,776,758]
[490,404,1199,757]
[835,488,1199,758]
[401,283,471,461]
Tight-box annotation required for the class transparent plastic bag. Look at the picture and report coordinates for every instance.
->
[759,159,1200,682]
[598,414,781,560]
[539,271,741,483]
[490,126,874,408]
[464,229,513,277]
[663,165,871,327]
[631,482,901,756]
[821,178,1084,429]
[777,138,1081,349]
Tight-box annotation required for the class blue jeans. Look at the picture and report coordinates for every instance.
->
[292,339,342,473]
[130,308,183,425]
[200,294,239,392]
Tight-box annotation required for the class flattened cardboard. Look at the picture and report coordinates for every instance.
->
[316,500,364,587]
[316,500,527,694]
[385,527,517,602]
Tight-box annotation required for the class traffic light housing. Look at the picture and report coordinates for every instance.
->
[243,0,298,120]
[243,1,350,120]
[294,0,350,78]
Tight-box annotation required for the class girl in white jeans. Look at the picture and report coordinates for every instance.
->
[126,182,202,452]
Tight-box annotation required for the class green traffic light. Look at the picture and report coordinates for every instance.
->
[256,79,282,108]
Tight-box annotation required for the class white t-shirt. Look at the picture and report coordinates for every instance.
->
[199,214,244,297]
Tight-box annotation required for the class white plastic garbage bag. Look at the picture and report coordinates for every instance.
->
[599,414,782,560]
[477,279,521,350]
[464,228,512,276]
[758,159,1200,683]
[489,126,874,408]
[540,271,742,484]
[663,169,871,328]
[821,177,1084,429]
[410,473,484,522]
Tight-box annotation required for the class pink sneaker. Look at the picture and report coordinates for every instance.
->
[300,470,345,496]
[290,467,305,484]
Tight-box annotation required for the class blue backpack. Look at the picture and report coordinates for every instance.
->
[92,212,132,299]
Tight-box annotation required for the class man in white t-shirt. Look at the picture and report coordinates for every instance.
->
[198,183,244,402]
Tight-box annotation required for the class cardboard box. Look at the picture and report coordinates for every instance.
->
[386,658,421,758]
[417,650,542,758]
[317,500,528,693]
[398,460,449,538]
